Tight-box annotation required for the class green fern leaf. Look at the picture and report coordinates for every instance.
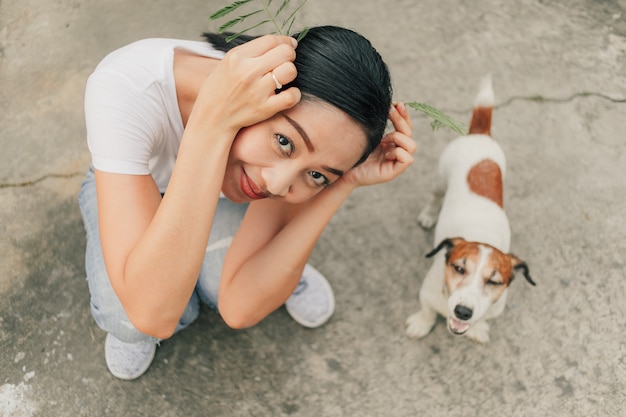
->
[295,26,309,41]
[281,0,307,30]
[275,0,291,16]
[210,0,255,20]
[406,102,466,135]
[217,10,264,33]
[218,18,243,33]
[224,20,271,42]
[284,16,296,34]
[211,0,308,42]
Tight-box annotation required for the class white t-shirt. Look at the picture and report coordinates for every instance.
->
[84,38,225,193]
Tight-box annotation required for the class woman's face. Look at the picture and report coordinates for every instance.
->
[222,100,367,204]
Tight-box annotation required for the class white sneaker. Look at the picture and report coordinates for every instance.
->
[104,333,156,380]
[285,264,335,328]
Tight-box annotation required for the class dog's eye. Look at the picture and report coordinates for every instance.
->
[486,279,503,286]
[452,264,465,275]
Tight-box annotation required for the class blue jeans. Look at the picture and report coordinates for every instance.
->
[77,166,248,344]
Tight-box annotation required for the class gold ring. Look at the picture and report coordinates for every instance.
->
[271,71,282,90]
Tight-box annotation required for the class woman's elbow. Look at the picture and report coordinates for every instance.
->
[219,305,261,330]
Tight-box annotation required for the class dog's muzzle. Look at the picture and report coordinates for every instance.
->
[448,305,473,335]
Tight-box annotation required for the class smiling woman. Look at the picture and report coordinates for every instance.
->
[78,25,416,380]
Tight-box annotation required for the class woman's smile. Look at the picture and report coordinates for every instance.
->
[240,168,268,200]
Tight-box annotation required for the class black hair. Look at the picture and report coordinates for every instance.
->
[202,26,392,166]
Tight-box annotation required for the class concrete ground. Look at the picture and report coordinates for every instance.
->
[1,0,625,416]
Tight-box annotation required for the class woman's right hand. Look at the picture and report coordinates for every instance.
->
[188,35,301,136]
[340,102,416,188]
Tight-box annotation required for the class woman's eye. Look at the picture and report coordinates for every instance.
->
[275,134,293,156]
[309,171,329,187]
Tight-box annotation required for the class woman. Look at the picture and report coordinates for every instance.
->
[79,25,415,380]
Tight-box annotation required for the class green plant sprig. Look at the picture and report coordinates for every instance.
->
[406,102,466,135]
[210,0,310,43]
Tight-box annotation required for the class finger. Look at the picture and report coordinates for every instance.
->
[385,147,414,169]
[256,43,297,77]
[266,61,297,91]
[224,35,297,79]
[389,102,413,136]
[233,34,298,58]
[396,102,412,129]
[382,131,417,155]
[388,106,412,137]
[265,86,302,114]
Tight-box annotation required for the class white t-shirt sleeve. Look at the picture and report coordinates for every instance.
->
[84,68,163,175]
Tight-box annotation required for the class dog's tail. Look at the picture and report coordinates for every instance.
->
[468,75,494,136]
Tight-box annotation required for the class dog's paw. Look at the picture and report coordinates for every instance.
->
[405,311,436,339]
[417,205,438,229]
[466,321,490,344]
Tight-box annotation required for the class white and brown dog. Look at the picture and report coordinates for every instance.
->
[405,76,535,344]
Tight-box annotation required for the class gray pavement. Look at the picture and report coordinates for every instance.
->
[1,0,625,416]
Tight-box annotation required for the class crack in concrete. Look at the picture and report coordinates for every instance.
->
[495,91,626,109]
[416,91,626,117]
[0,172,84,189]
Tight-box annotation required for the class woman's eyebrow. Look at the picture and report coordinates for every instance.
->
[282,114,344,178]
[283,114,314,152]
[324,166,344,177]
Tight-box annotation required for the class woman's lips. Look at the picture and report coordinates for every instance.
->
[240,170,267,200]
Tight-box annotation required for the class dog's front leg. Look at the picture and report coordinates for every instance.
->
[405,306,438,339]
[406,255,446,339]
[418,180,445,229]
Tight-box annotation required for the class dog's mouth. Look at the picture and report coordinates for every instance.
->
[448,317,471,335]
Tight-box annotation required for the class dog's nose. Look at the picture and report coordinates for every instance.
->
[454,305,473,321]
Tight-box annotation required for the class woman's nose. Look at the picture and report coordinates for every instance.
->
[261,166,293,197]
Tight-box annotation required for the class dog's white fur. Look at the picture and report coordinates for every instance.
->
[405,76,533,344]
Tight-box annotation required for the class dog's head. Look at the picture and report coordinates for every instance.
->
[426,237,535,336]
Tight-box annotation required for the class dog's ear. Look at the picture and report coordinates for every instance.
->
[509,254,536,286]
[426,238,463,258]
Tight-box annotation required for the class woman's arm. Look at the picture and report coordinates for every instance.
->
[96,35,300,339]
[97,127,232,339]
[218,103,415,328]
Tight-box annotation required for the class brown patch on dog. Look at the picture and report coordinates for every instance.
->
[484,247,514,286]
[467,159,503,207]
[468,106,492,135]
[446,240,479,264]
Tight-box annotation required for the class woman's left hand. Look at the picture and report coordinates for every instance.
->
[342,102,416,187]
